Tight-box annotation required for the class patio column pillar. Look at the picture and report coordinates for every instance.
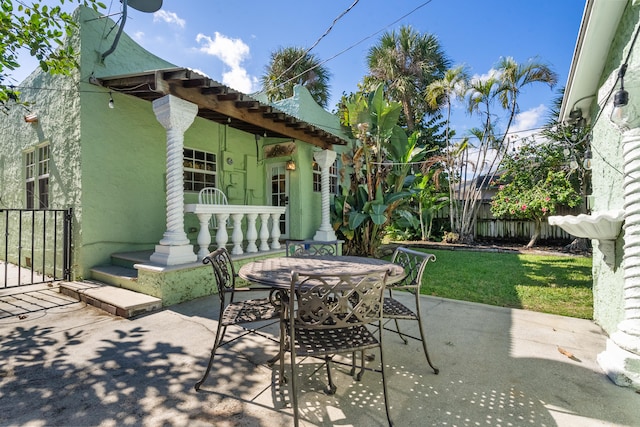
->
[598,126,640,388]
[313,149,337,242]
[150,95,198,265]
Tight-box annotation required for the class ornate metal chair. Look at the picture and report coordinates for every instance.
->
[194,247,280,391]
[280,269,392,427]
[285,239,341,257]
[383,246,439,374]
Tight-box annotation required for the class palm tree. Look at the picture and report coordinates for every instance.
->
[260,46,331,108]
[426,65,470,232]
[366,25,450,132]
[425,65,469,126]
[495,56,558,134]
[429,57,558,243]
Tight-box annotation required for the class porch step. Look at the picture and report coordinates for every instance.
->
[110,250,153,269]
[60,281,162,318]
[91,265,138,288]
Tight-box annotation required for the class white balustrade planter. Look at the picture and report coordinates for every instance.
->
[548,209,625,266]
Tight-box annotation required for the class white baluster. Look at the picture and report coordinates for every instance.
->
[195,213,212,259]
[270,212,282,249]
[259,213,271,251]
[246,213,258,252]
[231,213,245,254]
[215,213,230,249]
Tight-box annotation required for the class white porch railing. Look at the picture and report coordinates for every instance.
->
[184,204,286,259]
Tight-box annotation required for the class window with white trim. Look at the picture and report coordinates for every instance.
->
[312,159,338,194]
[24,144,49,209]
[183,148,217,192]
[38,145,50,208]
[25,150,36,209]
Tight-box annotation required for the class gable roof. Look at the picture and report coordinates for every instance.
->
[97,68,348,149]
[560,0,627,122]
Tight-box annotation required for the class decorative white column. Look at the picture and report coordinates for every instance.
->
[150,95,198,265]
[598,127,640,387]
[313,149,338,241]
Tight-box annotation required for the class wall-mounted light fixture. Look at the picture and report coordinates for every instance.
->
[108,92,115,109]
[286,160,296,171]
[23,113,38,123]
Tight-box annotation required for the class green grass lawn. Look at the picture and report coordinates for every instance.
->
[414,248,593,319]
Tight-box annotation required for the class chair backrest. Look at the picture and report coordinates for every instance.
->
[289,269,388,329]
[198,187,228,205]
[203,247,236,297]
[285,240,340,257]
[198,187,228,229]
[390,247,436,291]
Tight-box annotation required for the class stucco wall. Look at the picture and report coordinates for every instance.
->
[1,6,347,288]
[0,52,83,272]
[76,6,178,278]
[589,1,640,333]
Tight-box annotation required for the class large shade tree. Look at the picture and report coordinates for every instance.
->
[0,0,104,111]
[260,46,331,108]
[366,25,450,132]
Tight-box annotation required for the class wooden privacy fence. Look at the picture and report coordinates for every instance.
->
[434,202,582,242]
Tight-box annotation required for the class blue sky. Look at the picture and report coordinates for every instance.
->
[12,0,586,135]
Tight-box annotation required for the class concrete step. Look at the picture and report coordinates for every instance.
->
[110,250,153,269]
[60,281,162,318]
[90,265,138,288]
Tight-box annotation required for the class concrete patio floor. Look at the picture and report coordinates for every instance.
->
[1,283,638,426]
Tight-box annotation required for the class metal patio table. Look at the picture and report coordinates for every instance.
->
[237,255,405,288]
[237,255,405,367]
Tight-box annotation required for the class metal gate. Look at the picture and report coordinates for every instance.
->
[1,208,72,288]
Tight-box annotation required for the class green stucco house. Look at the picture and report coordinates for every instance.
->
[550,0,640,388]
[0,6,350,305]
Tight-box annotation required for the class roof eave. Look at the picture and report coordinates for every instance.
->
[560,0,627,123]
[96,68,349,149]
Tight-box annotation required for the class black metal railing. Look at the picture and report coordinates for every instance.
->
[1,208,72,288]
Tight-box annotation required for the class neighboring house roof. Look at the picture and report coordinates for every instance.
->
[97,67,348,149]
[560,0,627,122]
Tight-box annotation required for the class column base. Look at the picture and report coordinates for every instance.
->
[159,230,190,246]
[150,244,197,266]
[597,338,640,388]
[313,229,337,242]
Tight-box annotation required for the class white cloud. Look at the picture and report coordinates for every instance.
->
[511,104,547,136]
[132,31,145,43]
[470,68,501,85]
[153,10,186,28]
[221,69,258,94]
[195,32,257,93]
